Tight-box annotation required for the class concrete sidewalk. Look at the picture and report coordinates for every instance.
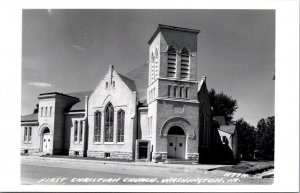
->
[21,155,230,171]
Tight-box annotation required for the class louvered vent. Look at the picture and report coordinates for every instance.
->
[167,46,176,78]
[180,48,190,79]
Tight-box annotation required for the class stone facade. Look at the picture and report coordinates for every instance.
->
[87,151,133,160]
[21,24,226,163]
[187,153,199,163]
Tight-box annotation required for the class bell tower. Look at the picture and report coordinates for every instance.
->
[147,24,200,104]
[147,24,201,162]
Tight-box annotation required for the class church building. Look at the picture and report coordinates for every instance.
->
[21,24,216,163]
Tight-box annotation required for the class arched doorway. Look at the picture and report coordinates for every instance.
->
[167,126,186,159]
[42,127,50,153]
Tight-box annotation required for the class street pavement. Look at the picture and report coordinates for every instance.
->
[21,156,273,185]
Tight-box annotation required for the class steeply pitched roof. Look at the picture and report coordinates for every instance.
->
[117,73,137,92]
[198,76,207,92]
[125,63,149,105]
[21,113,38,122]
[219,125,236,134]
[213,116,226,126]
[66,91,93,111]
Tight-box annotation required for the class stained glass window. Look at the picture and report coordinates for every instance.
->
[28,127,32,142]
[74,121,78,142]
[24,127,27,142]
[104,103,114,142]
[94,111,101,142]
[79,121,83,142]
[117,110,125,142]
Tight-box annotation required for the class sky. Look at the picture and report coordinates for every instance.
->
[22,9,275,126]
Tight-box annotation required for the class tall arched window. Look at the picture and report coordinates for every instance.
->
[74,121,78,142]
[79,121,83,143]
[117,110,125,142]
[167,46,176,78]
[94,111,101,142]
[104,103,114,142]
[180,48,190,79]
[24,127,27,142]
[28,127,32,142]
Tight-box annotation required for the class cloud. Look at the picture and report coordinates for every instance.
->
[28,82,52,87]
[72,45,85,51]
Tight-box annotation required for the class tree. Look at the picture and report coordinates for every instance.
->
[255,116,275,160]
[235,119,256,160]
[208,89,238,124]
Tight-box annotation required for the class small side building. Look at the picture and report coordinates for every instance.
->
[214,116,239,162]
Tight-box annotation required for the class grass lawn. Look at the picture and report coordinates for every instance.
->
[216,161,274,174]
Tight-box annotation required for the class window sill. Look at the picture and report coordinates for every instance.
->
[103,142,114,144]
[116,142,125,144]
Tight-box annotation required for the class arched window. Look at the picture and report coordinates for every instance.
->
[180,48,190,79]
[28,127,32,142]
[117,110,125,142]
[24,127,27,142]
[104,103,114,142]
[79,121,83,143]
[94,111,101,142]
[167,46,176,78]
[74,121,78,142]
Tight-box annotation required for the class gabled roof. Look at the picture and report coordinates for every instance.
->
[125,63,149,105]
[66,91,93,111]
[21,113,38,122]
[219,125,236,134]
[117,73,137,92]
[213,116,226,126]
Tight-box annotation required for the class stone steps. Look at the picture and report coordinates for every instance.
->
[164,159,194,164]
[31,152,48,156]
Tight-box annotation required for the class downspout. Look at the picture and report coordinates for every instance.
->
[133,91,138,160]
[83,96,89,156]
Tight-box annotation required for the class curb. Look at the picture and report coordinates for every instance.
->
[21,155,217,171]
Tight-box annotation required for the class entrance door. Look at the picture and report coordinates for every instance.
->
[167,126,186,159]
[176,136,186,159]
[42,133,50,153]
[167,136,176,158]
[167,136,186,159]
